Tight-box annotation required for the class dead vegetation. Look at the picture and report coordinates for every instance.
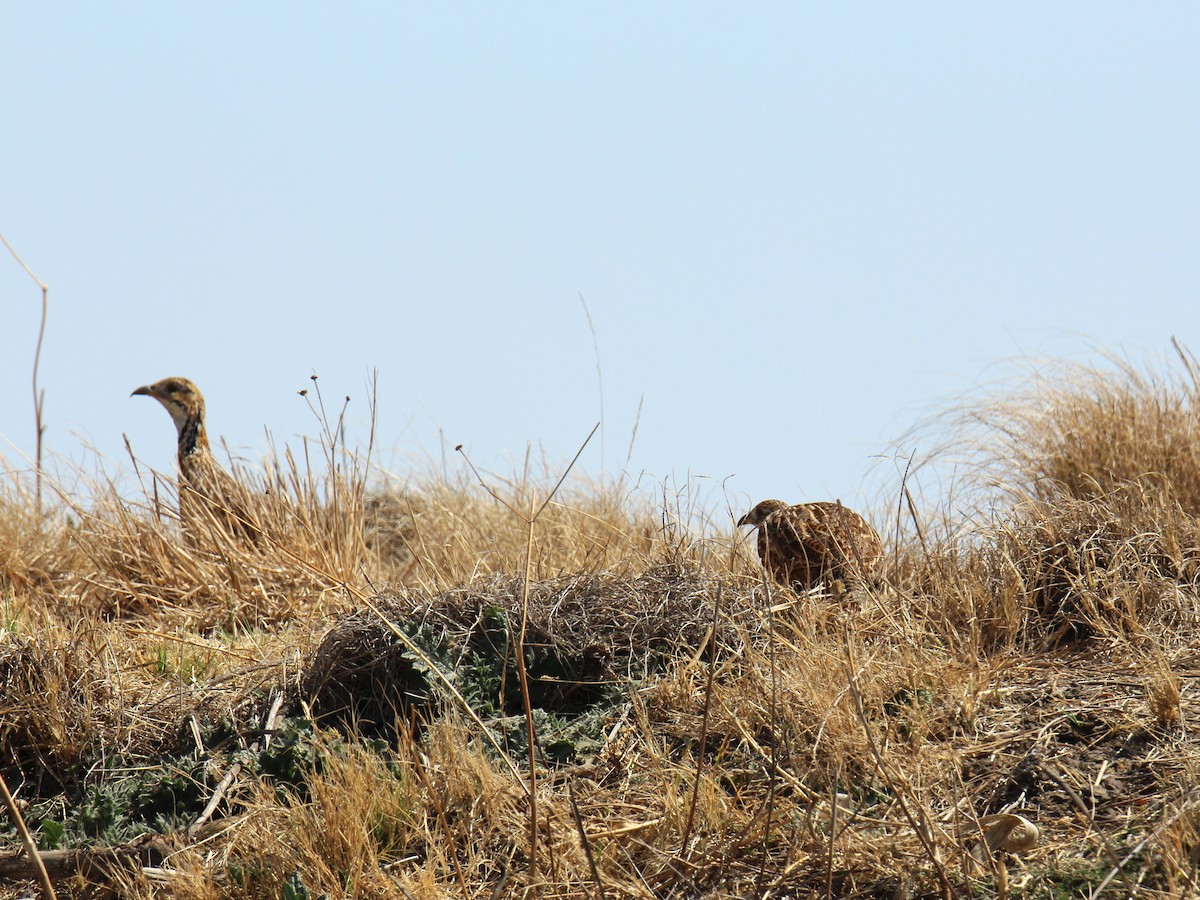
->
[3,349,1200,897]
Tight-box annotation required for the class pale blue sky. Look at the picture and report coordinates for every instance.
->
[3,4,1198,520]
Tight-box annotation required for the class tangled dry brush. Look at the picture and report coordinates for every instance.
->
[5,349,1200,897]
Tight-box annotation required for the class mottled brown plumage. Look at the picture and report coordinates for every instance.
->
[738,499,882,595]
[133,377,260,544]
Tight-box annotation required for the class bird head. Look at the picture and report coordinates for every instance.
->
[132,376,206,437]
[737,499,790,528]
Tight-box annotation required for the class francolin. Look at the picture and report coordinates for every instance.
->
[133,377,260,544]
[738,499,883,596]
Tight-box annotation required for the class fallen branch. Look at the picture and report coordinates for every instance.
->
[0,834,172,886]
[188,692,284,839]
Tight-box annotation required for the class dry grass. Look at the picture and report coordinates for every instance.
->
[915,341,1200,512]
[4,349,1200,897]
[363,473,664,587]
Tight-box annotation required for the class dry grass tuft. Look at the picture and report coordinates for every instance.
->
[364,470,668,587]
[0,627,113,795]
[39,438,369,631]
[301,564,747,741]
[992,487,1200,643]
[926,342,1200,513]
[1146,653,1184,731]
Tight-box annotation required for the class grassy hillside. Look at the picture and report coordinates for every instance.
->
[3,350,1200,898]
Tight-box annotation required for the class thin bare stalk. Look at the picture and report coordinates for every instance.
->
[457,423,601,892]
[1,233,49,515]
[517,499,540,889]
[823,763,839,900]
[411,750,471,897]
[680,583,721,853]
[567,780,605,900]
[898,452,928,556]
[755,570,782,893]
[579,293,605,475]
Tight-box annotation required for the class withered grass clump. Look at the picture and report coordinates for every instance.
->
[892,345,1200,650]
[212,725,531,900]
[896,485,1200,653]
[0,629,113,795]
[301,564,748,739]
[994,487,1200,643]
[0,617,295,812]
[45,441,369,631]
[0,465,75,601]
[948,342,1200,511]
[1023,346,1200,510]
[372,562,742,661]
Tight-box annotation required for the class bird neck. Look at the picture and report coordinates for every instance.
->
[177,414,209,460]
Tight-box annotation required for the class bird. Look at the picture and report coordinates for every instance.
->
[132,376,260,544]
[737,499,883,595]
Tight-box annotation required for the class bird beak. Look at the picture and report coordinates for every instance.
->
[736,514,750,527]
[131,385,154,398]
